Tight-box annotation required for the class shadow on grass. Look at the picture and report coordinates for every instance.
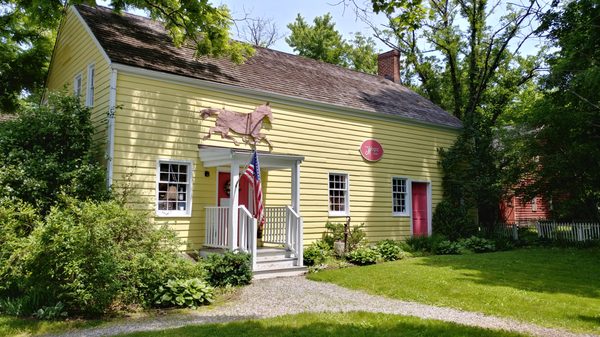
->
[0,315,104,337]
[119,313,527,337]
[416,247,600,299]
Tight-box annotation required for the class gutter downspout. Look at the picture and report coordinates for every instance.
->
[106,68,117,188]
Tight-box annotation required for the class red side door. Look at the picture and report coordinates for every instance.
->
[411,182,429,236]
[217,172,250,208]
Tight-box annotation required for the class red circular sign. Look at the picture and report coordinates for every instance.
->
[360,139,384,162]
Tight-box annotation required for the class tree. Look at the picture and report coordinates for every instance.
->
[286,13,378,74]
[514,0,600,220]
[356,0,543,227]
[0,93,109,213]
[240,16,282,48]
[0,0,253,113]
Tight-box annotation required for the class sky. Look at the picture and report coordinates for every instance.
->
[96,0,547,57]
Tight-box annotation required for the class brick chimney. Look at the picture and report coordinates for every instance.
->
[377,50,400,83]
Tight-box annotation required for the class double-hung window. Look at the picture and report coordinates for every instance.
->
[328,173,349,216]
[392,177,408,216]
[74,73,83,97]
[156,160,192,216]
[86,64,95,107]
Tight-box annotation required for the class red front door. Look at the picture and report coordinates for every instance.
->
[217,172,250,209]
[411,182,429,236]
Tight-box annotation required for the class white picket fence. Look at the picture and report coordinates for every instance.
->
[535,221,600,242]
[496,221,600,242]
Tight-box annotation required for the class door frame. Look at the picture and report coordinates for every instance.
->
[410,180,432,237]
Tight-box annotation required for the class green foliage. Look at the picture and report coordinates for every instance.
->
[434,240,463,255]
[460,236,496,253]
[322,222,366,252]
[286,14,378,74]
[0,1,252,112]
[0,298,28,317]
[154,278,213,309]
[374,240,406,261]
[0,198,204,316]
[303,240,332,266]
[405,234,447,254]
[432,199,477,240]
[345,246,381,265]
[0,93,108,214]
[32,302,67,321]
[509,0,600,221]
[203,252,252,287]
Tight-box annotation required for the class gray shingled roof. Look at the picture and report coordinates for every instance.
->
[76,5,462,129]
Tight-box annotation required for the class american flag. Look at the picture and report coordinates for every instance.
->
[243,151,264,230]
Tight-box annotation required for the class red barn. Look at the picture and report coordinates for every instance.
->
[500,195,551,224]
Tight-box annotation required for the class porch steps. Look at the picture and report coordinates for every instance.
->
[253,247,307,279]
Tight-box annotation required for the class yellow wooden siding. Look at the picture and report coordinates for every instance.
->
[46,8,110,163]
[112,72,458,250]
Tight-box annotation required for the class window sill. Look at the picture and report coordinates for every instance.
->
[328,212,349,217]
[155,211,192,218]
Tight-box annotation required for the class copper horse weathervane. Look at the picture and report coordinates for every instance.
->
[200,103,273,148]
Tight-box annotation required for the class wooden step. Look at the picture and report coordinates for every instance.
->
[253,266,308,279]
[255,257,297,270]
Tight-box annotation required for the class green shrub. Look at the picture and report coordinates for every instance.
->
[0,93,108,214]
[346,247,381,265]
[303,240,331,266]
[374,240,405,261]
[154,278,213,309]
[434,240,464,255]
[0,198,204,316]
[405,234,447,253]
[460,236,496,253]
[203,252,252,287]
[432,200,477,241]
[323,222,366,252]
[33,302,67,320]
[0,297,28,317]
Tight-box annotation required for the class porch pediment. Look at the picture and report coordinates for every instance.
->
[198,145,304,169]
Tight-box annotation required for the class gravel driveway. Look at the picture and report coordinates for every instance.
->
[45,276,598,337]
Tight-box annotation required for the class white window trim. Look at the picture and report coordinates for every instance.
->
[85,63,95,107]
[155,159,194,217]
[328,172,350,217]
[392,176,410,217]
[74,73,83,97]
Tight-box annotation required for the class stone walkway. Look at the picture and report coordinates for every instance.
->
[45,277,598,337]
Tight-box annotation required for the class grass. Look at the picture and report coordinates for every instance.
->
[0,286,239,337]
[114,312,529,337]
[0,315,103,337]
[308,247,600,334]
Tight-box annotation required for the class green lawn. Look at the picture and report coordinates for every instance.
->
[309,247,600,334]
[115,312,528,337]
[0,315,103,337]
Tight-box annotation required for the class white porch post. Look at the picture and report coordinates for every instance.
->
[229,159,239,250]
[291,160,300,213]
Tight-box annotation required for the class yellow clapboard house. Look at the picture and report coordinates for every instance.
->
[46,5,461,277]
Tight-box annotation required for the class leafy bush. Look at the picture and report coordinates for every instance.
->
[0,93,108,214]
[154,278,213,309]
[405,234,447,253]
[460,236,496,253]
[345,246,381,265]
[0,198,204,316]
[323,222,366,252]
[434,240,464,255]
[303,240,331,266]
[374,240,406,261]
[432,200,477,241]
[33,302,67,320]
[0,297,28,317]
[203,252,252,287]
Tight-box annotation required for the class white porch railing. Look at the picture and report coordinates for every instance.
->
[238,205,257,270]
[263,206,288,244]
[205,206,229,249]
[205,205,304,268]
